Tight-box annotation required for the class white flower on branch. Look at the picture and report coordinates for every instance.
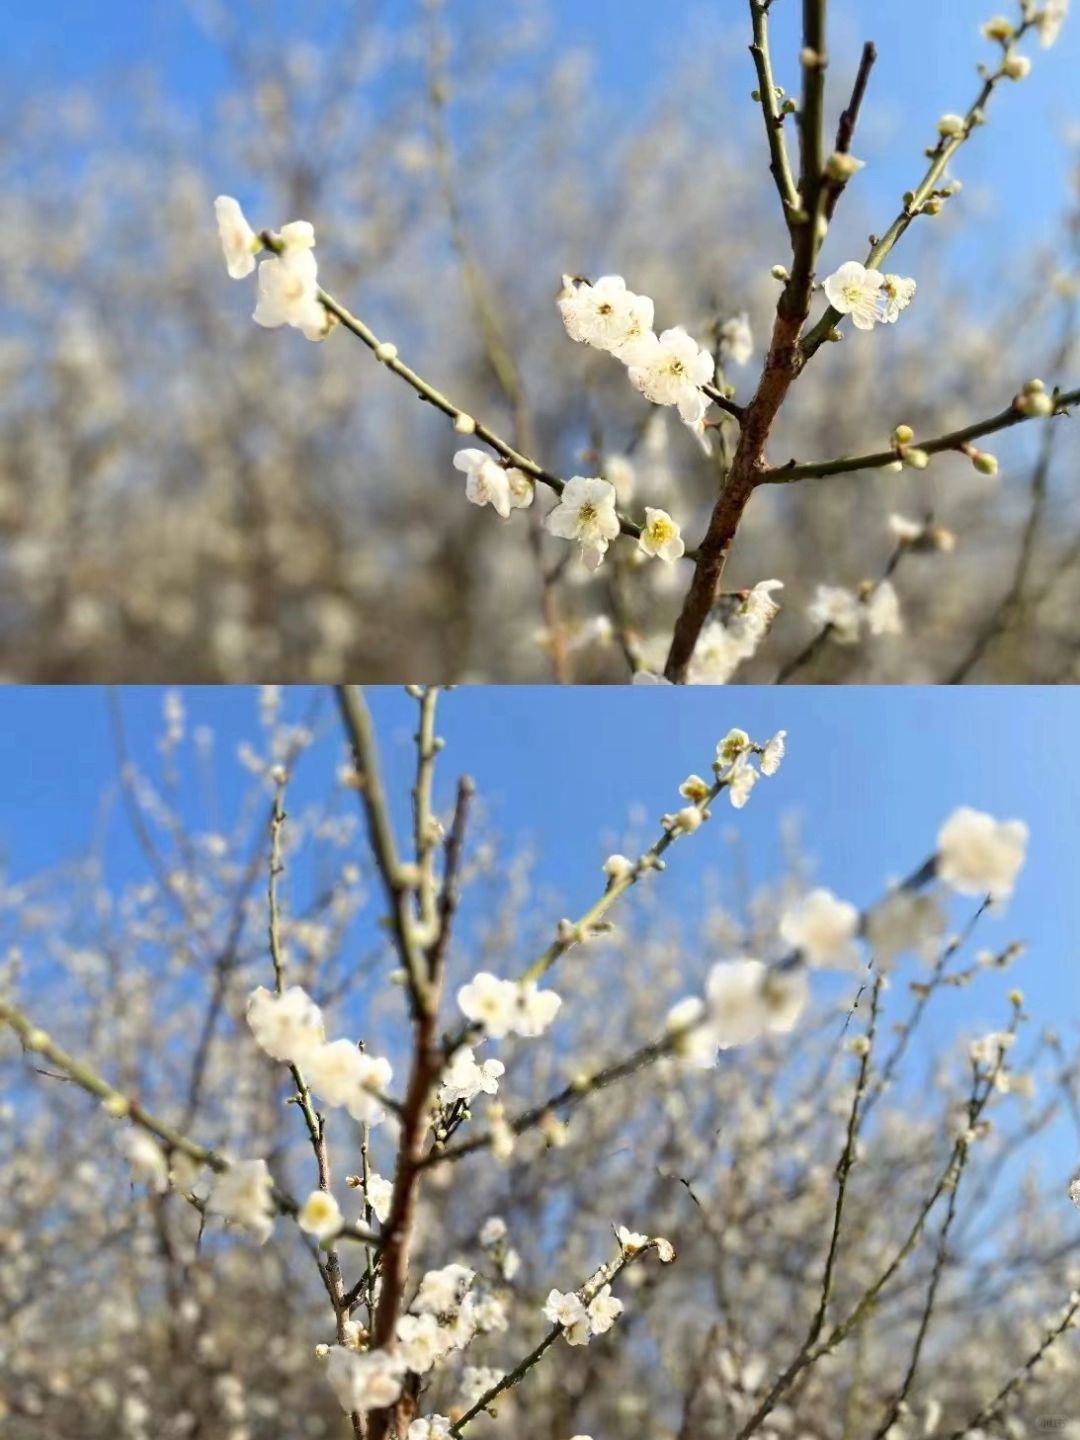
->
[880,274,917,324]
[588,1284,624,1334]
[456,973,563,1041]
[780,889,861,969]
[557,274,655,356]
[246,985,325,1066]
[638,507,686,562]
[325,1346,404,1415]
[543,1288,588,1329]
[760,731,787,776]
[304,1040,393,1124]
[409,1418,453,1440]
[120,1130,170,1194]
[205,1158,276,1244]
[362,1172,393,1224]
[865,579,903,636]
[396,1312,448,1374]
[298,1189,342,1241]
[252,245,329,342]
[214,196,260,280]
[438,1045,505,1105]
[1036,0,1069,47]
[719,311,754,367]
[624,327,716,422]
[415,1262,475,1315]
[936,807,1029,900]
[823,261,887,331]
[727,754,759,810]
[543,476,620,571]
[452,449,533,520]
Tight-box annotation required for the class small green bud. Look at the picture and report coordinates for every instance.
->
[902,447,930,470]
[825,151,864,182]
[891,424,915,446]
[970,450,999,476]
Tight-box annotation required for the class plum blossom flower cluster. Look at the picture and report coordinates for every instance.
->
[457,972,562,1039]
[247,983,393,1125]
[215,197,332,341]
[557,275,719,432]
[823,262,917,332]
[808,579,903,644]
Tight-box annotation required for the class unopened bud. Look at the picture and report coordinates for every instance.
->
[825,152,865,182]
[891,424,915,447]
[970,449,999,475]
[902,447,930,470]
[1002,53,1031,79]
[936,113,966,137]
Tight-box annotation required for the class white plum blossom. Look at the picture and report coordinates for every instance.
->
[638,507,685,562]
[206,1159,276,1244]
[415,1263,475,1315]
[760,731,786,777]
[544,1288,588,1329]
[719,311,754,366]
[246,984,324,1066]
[298,1189,343,1241]
[780,889,861,968]
[365,1172,394,1224]
[438,1046,505,1105]
[304,1040,393,1125]
[252,246,329,341]
[557,274,655,356]
[1036,0,1068,46]
[325,1347,404,1415]
[457,972,561,1039]
[544,477,621,571]
[823,261,886,331]
[588,1285,624,1334]
[726,753,759,810]
[808,584,863,643]
[396,1313,447,1374]
[453,449,532,520]
[479,1216,507,1247]
[214,196,260,279]
[120,1130,170,1193]
[865,887,947,965]
[866,580,903,636]
[881,274,917,323]
[717,729,751,767]
[460,1367,504,1405]
[936,807,1029,899]
[671,957,809,1066]
[616,1226,649,1253]
[409,1418,453,1440]
[624,327,716,421]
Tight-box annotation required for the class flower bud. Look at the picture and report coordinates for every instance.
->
[891,424,915,446]
[970,449,999,475]
[902,447,930,470]
[454,412,477,434]
[936,113,966,137]
[826,152,864,181]
[981,16,1015,41]
[1002,53,1031,79]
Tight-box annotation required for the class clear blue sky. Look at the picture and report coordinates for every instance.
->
[1,686,1077,1196]
[8,0,1079,271]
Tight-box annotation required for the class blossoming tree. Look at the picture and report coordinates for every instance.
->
[1,688,1077,1438]
[211,0,1080,683]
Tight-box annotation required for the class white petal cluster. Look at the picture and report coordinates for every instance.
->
[206,1159,276,1244]
[304,1040,394,1125]
[824,261,916,332]
[453,449,533,521]
[713,727,785,811]
[409,1418,453,1440]
[298,1189,343,1241]
[638,507,685,563]
[214,196,260,279]
[365,1172,394,1224]
[557,275,718,440]
[1035,0,1068,47]
[246,985,325,1066]
[245,983,393,1123]
[808,580,902,643]
[936,807,1029,900]
[543,1284,623,1346]
[864,887,947,965]
[215,198,329,340]
[557,274,654,354]
[543,476,621,571]
[457,971,562,1039]
[719,311,754,367]
[325,1347,404,1415]
[438,1046,505,1105]
[780,889,861,968]
[668,956,809,1067]
[120,1130,170,1194]
[684,579,784,684]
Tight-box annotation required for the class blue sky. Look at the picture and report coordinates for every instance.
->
[8,0,1079,271]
